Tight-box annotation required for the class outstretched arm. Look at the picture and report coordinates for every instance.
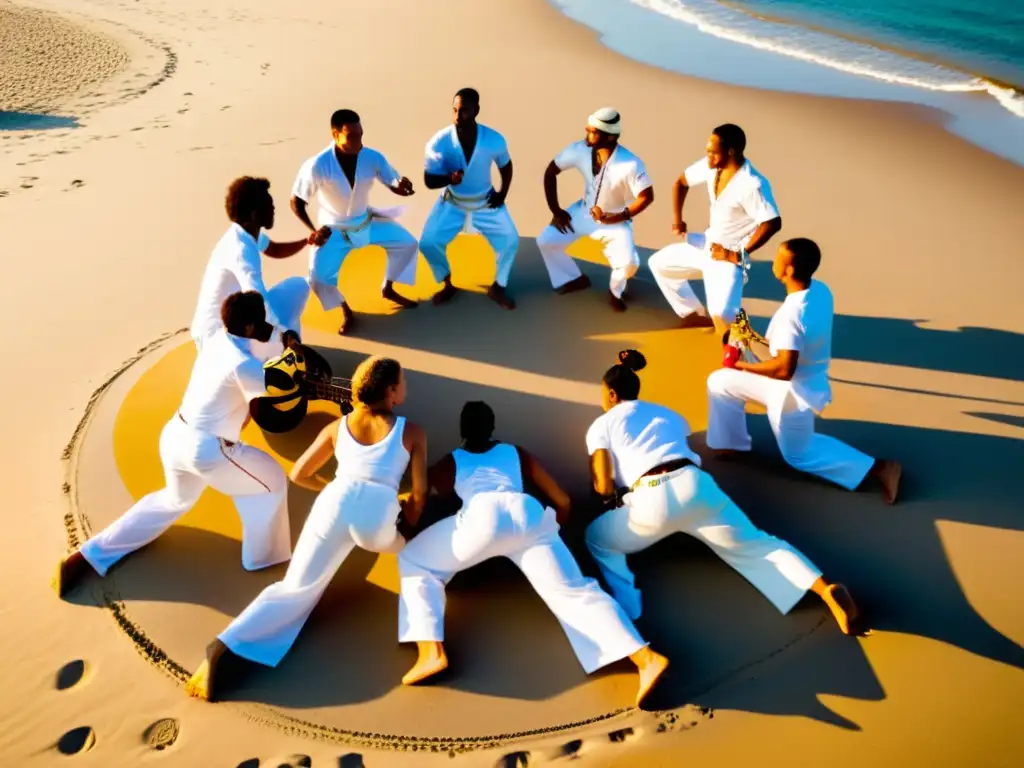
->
[263,238,309,259]
[289,420,340,492]
[517,447,571,524]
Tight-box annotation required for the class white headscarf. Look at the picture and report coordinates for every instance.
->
[587,107,621,135]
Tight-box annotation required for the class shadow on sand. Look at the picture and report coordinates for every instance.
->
[0,111,80,131]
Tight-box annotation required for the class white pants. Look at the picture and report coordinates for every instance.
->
[219,476,404,667]
[398,491,646,674]
[420,197,519,287]
[308,220,419,311]
[80,416,291,576]
[536,200,639,299]
[706,368,876,490]
[647,234,744,322]
[585,465,822,620]
[192,276,310,355]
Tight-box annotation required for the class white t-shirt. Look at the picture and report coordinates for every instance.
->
[585,400,702,489]
[178,330,268,443]
[292,144,402,227]
[190,223,274,342]
[425,123,510,201]
[684,158,779,251]
[766,279,834,413]
[553,141,652,214]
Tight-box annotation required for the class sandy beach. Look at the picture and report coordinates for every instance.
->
[1,0,1023,765]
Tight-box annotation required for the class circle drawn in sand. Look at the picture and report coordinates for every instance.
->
[57,726,96,755]
[143,717,180,750]
[55,659,89,690]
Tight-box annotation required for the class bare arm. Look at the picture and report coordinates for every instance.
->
[543,160,564,216]
[263,238,308,259]
[735,348,798,381]
[289,420,339,492]
[495,160,513,199]
[743,217,782,254]
[604,186,654,225]
[290,196,317,234]
[427,453,456,497]
[517,447,571,524]
[589,449,617,498]
[672,175,690,233]
[401,422,429,528]
[424,171,453,190]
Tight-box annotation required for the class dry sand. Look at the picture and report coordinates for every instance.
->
[1,0,1023,765]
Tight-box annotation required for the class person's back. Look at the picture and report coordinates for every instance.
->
[179,329,264,443]
[587,399,702,489]
[191,224,269,343]
[333,410,410,491]
[452,441,524,505]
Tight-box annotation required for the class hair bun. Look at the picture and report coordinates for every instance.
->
[617,349,646,372]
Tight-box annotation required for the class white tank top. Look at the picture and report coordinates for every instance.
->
[333,415,410,491]
[452,442,523,504]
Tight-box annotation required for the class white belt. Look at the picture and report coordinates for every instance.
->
[443,187,492,211]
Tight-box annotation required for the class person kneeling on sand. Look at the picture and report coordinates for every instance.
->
[186,355,428,701]
[583,349,862,635]
[397,401,669,707]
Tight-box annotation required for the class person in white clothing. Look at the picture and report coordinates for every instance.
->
[538,108,654,312]
[584,350,861,635]
[191,176,313,354]
[291,109,419,335]
[56,292,295,598]
[420,88,517,310]
[397,401,669,706]
[186,355,428,701]
[707,238,902,502]
[648,124,782,333]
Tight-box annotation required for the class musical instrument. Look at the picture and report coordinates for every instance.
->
[251,344,353,433]
[724,308,769,364]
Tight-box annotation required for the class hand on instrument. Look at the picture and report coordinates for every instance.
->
[711,243,741,263]
[308,226,332,246]
[486,188,507,208]
[551,208,575,234]
[722,344,742,369]
[672,219,687,236]
[392,176,415,196]
[448,169,465,185]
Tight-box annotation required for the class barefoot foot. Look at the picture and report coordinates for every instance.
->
[679,312,714,329]
[555,274,591,295]
[432,281,458,305]
[338,303,356,335]
[382,287,418,309]
[487,282,515,310]
[822,583,861,635]
[873,460,902,504]
[608,290,627,312]
[402,641,448,685]
[54,550,91,598]
[630,646,669,707]
[185,640,229,702]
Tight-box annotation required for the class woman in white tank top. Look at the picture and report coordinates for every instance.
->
[186,355,428,702]
[584,349,861,636]
[397,401,670,708]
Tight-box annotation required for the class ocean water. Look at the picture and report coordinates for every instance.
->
[549,0,1024,165]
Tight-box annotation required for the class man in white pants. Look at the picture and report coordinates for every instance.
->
[420,88,517,310]
[538,108,654,312]
[291,109,419,335]
[191,176,312,355]
[707,238,902,502]
[55,292,294,597]
[397,401,669,707]
[648,124,782,333]
[584,350,861,635]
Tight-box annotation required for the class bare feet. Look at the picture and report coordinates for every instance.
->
[555,274,591,295]
[608,290,627,312]
[487,282,516,310]
[872,459,902,504]
[432,280,458,305]
[679,312,714,329]
[54,550,91,598]
[185,640,229,702]
[402,641,448,685]
[821,583,861,635]
[337,302,356,336]
[382,286,418,309]
[629,646,669,707]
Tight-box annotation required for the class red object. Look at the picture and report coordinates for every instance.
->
[723,344,741,369]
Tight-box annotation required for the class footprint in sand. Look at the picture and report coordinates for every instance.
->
[57,726,96,755]
[236,760,260,768]
[272,756,311,768]
[70,180,85,189]
[338,755,364,768]
[549,739,584,760]
[143,718,180,750]
[495,752,531,767]
[607,727,636,744]
[56,659,90,690]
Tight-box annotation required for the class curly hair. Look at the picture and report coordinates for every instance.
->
[225,176,271,224]
[221,290,266,336]
[351,356,403,406]
[602,348,647,401]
